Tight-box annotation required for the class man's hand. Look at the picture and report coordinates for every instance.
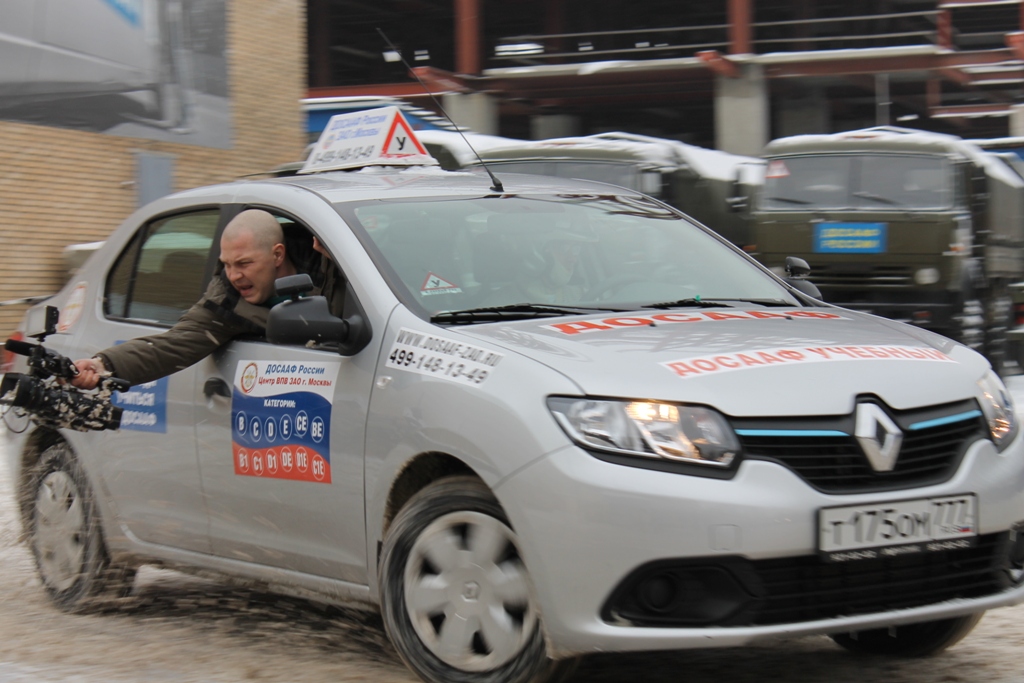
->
[70,358,106,390]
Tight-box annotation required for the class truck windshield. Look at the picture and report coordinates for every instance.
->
[762,154,953,211]
[344,194,796,317]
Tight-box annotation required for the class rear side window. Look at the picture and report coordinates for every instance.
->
[105,210,220,326]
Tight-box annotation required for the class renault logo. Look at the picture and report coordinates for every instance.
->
[854,403,903,472]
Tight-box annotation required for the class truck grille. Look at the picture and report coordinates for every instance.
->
[733,400,985,493]
[809,265,914,288]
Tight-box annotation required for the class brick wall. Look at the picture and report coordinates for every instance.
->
[0,0,307,337]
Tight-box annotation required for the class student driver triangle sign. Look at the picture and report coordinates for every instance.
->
[383,113,429,158]
[300,106,439,174]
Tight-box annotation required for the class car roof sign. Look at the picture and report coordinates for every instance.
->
[299,106,439,174]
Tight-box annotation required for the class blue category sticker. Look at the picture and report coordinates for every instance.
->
[102,0,142,26]
[814,222,887,254]
[231,360,340,483]
[113,378,168,432]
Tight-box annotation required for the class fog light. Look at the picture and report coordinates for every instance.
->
[915,268,940,285]
[637,573,680,614]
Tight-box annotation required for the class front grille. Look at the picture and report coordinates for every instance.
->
[604,533,1014,628]
[809,264,914,288]
[750,532,1009,625]
[734,401,985,494]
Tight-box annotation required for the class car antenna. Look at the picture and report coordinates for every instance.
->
[376,28,504,193]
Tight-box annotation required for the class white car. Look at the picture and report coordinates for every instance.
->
[2,117,1024,683]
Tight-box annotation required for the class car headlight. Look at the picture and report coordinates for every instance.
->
[976,370,1019,452]
[547,397,739,467]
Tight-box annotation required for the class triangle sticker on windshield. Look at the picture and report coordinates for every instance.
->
[421,272,462,295]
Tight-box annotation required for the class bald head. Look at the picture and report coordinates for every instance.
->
[219,209,296,304]
[222,209,284,250]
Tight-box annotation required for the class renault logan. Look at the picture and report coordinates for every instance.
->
[3,161,1024,683]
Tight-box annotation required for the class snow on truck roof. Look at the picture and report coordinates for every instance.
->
[764,126,1023,188]
[473,132,757,181]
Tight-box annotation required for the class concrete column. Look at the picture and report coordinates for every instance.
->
[1010,104,1024,137]
[442,92,498,135]
[714,63,769,156]
[530,114,579,140]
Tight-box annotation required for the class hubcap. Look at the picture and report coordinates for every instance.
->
[34,471,86,592]
[403,511,536,671]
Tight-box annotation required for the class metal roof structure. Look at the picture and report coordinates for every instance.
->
[305,1,1024,145]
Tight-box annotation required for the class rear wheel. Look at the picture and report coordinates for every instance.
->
[831,613,983,657]
[29,443,134,611]
[379,476,577,683]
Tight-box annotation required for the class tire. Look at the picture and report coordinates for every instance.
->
[28,443,135,612]
[830,613,983,657]
[379,476,577,683]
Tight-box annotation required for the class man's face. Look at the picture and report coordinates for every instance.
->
[220,231,283,304]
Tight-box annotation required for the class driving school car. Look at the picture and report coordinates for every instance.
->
[3,108,1024,683]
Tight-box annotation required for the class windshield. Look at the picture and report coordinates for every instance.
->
[486,160,640,190]
[761,154,955,211]
[343,194,797,317]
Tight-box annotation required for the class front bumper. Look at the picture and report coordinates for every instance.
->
[496,435,1024,656]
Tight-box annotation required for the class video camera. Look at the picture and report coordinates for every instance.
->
[0,306,128,432]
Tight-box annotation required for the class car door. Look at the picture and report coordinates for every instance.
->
[193,212,374,585]
[84,208,220,554]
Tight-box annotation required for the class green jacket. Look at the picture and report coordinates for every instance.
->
[99,260,343,386]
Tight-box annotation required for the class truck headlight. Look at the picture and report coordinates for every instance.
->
[914,267,940,285]
[547,397,739,466]
[976,370,1019,452]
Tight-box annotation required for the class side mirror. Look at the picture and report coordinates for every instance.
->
[267,276,370,356]
[267,296,347,344]
[785,256,811,278]
[785,278,823,300]
[782,256,822,299]
[275,273,314,299]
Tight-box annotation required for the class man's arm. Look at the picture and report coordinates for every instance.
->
[92,304,236,387]
[72,277,250,389]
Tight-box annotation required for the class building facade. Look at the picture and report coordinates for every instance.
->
[0,0,307,336]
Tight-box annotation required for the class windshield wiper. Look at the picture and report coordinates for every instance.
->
[643,297,793,310]
[852,191,901,206]
[431,303,630,324]
[766,196,812,205]
[642,298,732,310]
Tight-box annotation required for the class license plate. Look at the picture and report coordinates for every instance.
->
[818,494,977,562]
[813,222,887,254]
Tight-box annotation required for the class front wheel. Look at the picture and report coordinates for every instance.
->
[379,476,576,683]
[830,613,983,657]
[29,443,134,611]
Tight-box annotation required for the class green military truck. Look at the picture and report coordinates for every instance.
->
[748,126,1024,372]
[469,132,760,248]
